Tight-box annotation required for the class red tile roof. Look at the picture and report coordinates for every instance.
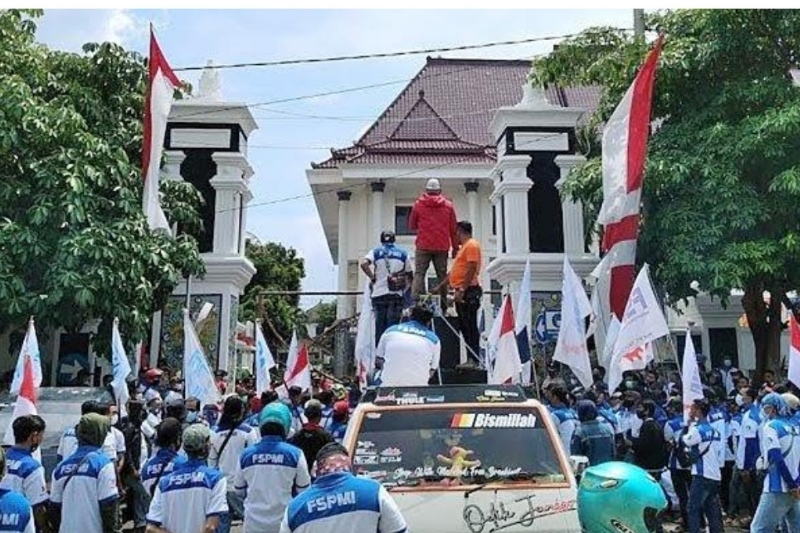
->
[312,57,601,169]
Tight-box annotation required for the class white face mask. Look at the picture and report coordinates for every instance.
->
[110,415,119,426]
[735,394,744,407]
[723,359,732,367]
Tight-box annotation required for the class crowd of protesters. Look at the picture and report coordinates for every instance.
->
[542,356,800,533]
[0,361,381,533]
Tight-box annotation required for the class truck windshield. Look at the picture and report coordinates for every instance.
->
[351,406,567,488]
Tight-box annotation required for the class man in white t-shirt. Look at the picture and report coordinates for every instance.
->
[360,230,413,344]
[50,413,120,533]
[375,303,440,387]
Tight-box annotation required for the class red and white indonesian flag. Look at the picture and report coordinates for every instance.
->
[486,295,522,385]
[142,28,181,231]
[681,332,704,423]
[354,283,375,389]
[595,36,663,321]
[4,352,38,446]
[553,257,594,389]
[284,331,312,393]
[608,265,670,392]
[789,314,800,389]
[9,318,42,395]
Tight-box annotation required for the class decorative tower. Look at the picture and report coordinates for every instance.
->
[150,62,258,373]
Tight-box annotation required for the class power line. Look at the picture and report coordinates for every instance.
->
[173,33,587,72]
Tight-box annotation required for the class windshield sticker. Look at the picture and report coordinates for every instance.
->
[451,413,537,429]
[374,389,448,405]
[366,412,382,419]
[379,447,403,464]
[354,454,379,466]
[463,497,576,533]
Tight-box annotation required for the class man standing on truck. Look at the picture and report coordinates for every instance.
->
[409,178,458,306]
[375,303,440,387]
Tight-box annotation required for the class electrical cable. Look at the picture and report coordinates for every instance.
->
[172,32,594,72]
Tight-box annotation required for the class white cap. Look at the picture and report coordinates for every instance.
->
[425,178,441,191]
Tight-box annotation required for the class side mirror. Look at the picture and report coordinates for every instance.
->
[569,455,589,477]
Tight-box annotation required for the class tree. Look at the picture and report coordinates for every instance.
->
[239,239,305,350]
[532,10,800,381]
[0,10,205,352]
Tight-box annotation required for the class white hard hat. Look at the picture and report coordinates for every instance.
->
[425,178,441,191]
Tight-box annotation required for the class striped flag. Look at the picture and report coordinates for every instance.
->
[789,314,800,389]
[596,36,663,319]
[515,260,533,384]
[142,27,180,231]
[486,295,521,384]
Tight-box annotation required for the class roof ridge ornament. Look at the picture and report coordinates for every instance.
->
[196,60,223,102]
[516,83,557,110]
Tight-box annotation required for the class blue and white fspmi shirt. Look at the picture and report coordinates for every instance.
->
[279,472,407,533]
[141,449,187,496]
[50,446,119,533]
[709,408,727,465]
[363,245,412,298]
[682,421,722,481]
[550,407,578,452]
[209,423,259,487]
[147,459,228,533]
[736,405,762,470]
[376,321,441,387]
[664,416,687,471]
[0,448,48,506]
[0,489,35,533]
[234,435,311,533]
[760,418,800,494]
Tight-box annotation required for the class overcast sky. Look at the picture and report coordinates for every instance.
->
[34,9,633,307]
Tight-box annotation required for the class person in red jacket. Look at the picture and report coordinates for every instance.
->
[409,178,458,305]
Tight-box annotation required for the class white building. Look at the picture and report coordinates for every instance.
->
[307,57,787,374]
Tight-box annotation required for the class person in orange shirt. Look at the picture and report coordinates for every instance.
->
[434,221,482,361]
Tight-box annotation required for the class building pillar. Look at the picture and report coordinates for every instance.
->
[370,181,385,242]
[163,150,185,180]
[554,154,588,255]
[239,188,253,254]
[211,152,250,255]
[337,191,352,320]
[492,155,532,255]
[465,181,480,241]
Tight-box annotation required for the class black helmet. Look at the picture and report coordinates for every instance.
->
[380,230,396,244]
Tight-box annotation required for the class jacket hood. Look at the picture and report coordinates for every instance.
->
[419,193,449,207]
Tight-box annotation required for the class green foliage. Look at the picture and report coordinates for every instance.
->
[239,239,305,350]
[533,10,800,375]
[0,10,204,349]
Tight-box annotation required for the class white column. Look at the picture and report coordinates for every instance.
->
[465,182,480,242]
[554,154,588,255]
[492,155,532,255]
[337,191,352,319]
[163,150,185,180]
[370,182,385,241]
[239,188,253,255]
[489,183,504,257]
[211,152,248,256]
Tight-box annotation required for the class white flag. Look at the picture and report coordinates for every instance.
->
[255,321,276,395]
[10,318,42,395]
[354,283,375,389]
[681,332,704,423]
[515,260,533,385]
[111,318,132,417]
[183,310,221,407]
[608,265,670,392]
[553,257,594,389]
[600,315,621,372]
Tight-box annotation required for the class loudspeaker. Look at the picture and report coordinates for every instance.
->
[432,367,488,385]
[433,316,460,369]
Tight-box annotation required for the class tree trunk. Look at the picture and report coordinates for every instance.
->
[742,283,783,386]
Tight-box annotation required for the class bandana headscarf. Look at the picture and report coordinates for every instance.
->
[77,413,110,447]
[315,442,352,477]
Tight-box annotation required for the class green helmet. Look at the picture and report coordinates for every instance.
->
[578,461,667,533]
[259,402,292,434]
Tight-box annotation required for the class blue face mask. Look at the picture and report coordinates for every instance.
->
[186,411,199,423]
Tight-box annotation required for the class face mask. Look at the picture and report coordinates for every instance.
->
[735,394,744,407]
[110,415,119,426]
[723,360,731,367]
[186,411,198,423]
[173,384,183,392]
[625,381,636,389]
